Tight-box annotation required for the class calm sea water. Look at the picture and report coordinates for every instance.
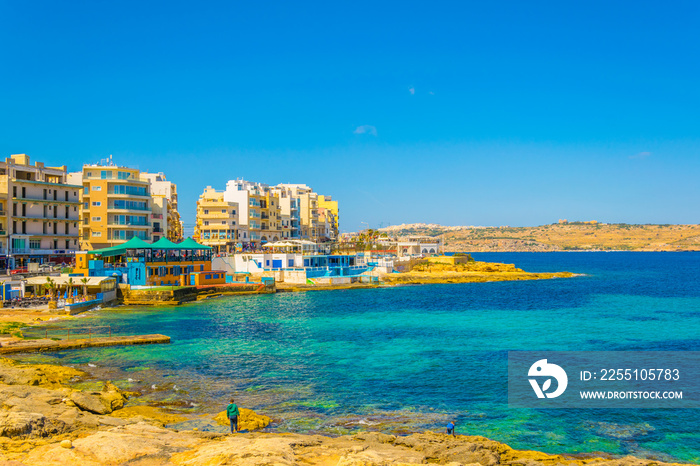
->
[16,252,700,462]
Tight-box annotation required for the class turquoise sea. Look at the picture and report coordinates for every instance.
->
[15,252,700,463]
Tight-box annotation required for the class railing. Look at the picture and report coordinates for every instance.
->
[10,248,77,254]
[108,206,150,211]
[22,325,113,340]
[108,221,151,226]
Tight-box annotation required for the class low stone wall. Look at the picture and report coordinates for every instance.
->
[122,287,198,306]
[122,282,275,306]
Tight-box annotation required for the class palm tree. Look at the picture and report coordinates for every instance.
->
[80,277,89,299]
[66,277,75,304]
[45,277,57,309]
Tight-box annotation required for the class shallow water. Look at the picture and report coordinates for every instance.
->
[16,252,700,462]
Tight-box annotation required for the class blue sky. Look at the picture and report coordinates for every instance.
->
[1,1,698,234]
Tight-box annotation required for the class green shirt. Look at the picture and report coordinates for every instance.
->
[227,403,239,418]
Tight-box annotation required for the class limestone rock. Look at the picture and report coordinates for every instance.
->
[70,392,111,415]
[214,408,271,431]
[171,435,297,466]
[59,439,72,449]
[353,431,396,444]
[0,412,45,438]
[69,383,126,415]
[0,358,83,388]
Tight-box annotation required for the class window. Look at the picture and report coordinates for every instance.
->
[83,186,88,194]
[100,171,112,179]
[92,186,102,191]
[111,185,147,196]
[92,201,101,206]
[112,200,147,210]
[203,209,209,214]
[29,240,41,249]
[84,202,88,209]
[92,231,102,237]
[221,209,226,213]
[204,221,209,226]
[222,221,226,225]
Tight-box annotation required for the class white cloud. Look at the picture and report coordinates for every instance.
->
[408,87,415,95]
[629,151,651,160]
[353,125,377,136]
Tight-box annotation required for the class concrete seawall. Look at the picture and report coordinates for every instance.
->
[0,334,171,354]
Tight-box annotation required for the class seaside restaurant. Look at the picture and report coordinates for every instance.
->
[75,237,214,286]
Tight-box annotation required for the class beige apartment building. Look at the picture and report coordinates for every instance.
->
[0,154,81,268]
[274,184,338,241]
[318,195,339,238]
[139,172,183,242]
[68,165,153,250]
[193,187,238,253]
[223,179,282,249]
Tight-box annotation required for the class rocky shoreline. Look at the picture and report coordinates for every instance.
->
[0,357,691,465]
[381,261,575,286]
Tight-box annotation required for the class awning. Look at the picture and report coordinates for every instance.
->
[177,237,213,250]
[90,237,153,257]
[25,275,116,286]
[151,237,179,249]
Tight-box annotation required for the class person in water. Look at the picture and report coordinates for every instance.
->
[446,421,456,437]
[227,398,240,433]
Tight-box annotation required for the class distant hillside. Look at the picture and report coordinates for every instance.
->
[378,223,700,252]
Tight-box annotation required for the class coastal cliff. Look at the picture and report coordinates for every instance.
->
[0,358,688,466]
[380,223,700,252]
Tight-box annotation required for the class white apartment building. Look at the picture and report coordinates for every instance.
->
[1,154,81,268]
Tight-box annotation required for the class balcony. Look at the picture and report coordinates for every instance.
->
[12,195,81,205]
[108,206,150,212]
[153,227,162,233]
[108,221,151,227]
[11,248,77,255]
[261,213,269,219]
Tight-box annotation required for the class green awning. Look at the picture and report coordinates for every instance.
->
[90,237,153,257]
[178,237,213,250]
[151,237,179,249]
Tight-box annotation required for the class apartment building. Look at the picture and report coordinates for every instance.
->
[223,179,282,249]
[0,154,81,268]
[274,184,338,241]
[193,187,239,253]
[318,195,339,239]
[139,172,183,242]
[272,185,301,240]
[68,164,153,250]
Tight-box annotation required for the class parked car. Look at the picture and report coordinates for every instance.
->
[10,267,28,275]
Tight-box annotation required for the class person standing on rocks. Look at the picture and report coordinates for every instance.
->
[446,421,456,437]
[227,398,240,433]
